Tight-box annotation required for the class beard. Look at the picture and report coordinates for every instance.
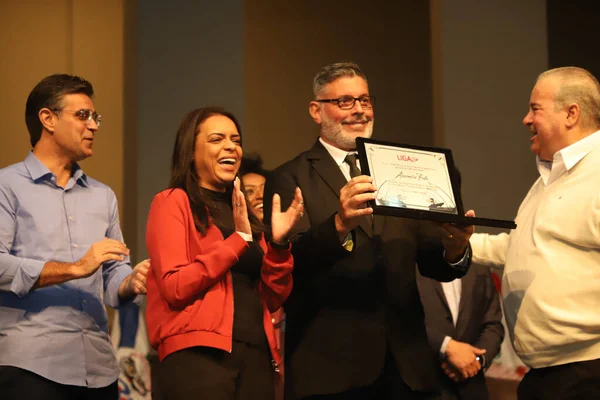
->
[320,113,374,151]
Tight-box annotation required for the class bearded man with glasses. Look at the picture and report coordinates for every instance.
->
[264,62,474,400]
[0,74,149,400]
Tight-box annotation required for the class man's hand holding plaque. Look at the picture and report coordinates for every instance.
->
[334,175,377,242]
[440,209,476,263]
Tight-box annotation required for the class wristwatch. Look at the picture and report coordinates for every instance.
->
[476,355,487,370]
[269,239,290,250]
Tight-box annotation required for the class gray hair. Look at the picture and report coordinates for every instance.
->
[538,66,600,129]
[313,62,368,97]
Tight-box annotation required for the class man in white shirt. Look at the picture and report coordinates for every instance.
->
[470,66,600,399]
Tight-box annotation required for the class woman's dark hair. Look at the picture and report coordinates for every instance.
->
[169,106,263,235]
[239,153,270,178]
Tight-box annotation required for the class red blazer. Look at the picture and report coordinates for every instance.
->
[145,188,293,372]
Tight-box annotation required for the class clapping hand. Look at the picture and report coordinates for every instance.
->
[78,238,130,278]
[232,177,252,235]
[118,258,150,299]
[271,187,304,244]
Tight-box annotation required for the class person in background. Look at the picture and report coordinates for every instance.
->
[114,271,152,400]
[470,66,600,399]
[240,153,269,223]
[264,61,475,400]
[417,168,504,400]
[240,153,286,400]
[417,266,504,400]
[0,74,148,400]
[145,106,304,400]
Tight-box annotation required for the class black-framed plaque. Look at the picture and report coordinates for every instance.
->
[356,137,516,229]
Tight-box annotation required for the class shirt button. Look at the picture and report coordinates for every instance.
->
[271,318,276,323]
[68,216,73,220]
[83,329,88,334]
[82,300,87,304]
[73,244,78,248]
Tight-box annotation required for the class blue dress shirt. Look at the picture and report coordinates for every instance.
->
[0,152,132,388]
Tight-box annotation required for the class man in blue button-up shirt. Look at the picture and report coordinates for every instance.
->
[0,74,149,399]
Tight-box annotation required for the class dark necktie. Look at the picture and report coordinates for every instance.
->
[344,153,361,179]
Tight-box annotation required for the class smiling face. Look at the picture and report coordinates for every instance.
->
[50,93,99,162]
[309,75,374,151]
[241,172,266,222]
[194,114,242,192]
[522,77,567,160]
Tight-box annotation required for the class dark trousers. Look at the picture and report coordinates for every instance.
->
[517,358,600,400]
[157,340,275,400]
[299,352,440,400]
[0,366,118,400]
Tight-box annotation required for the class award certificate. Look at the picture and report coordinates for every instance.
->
[356,138,516,229]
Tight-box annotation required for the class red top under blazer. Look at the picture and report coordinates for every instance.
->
[145,188,293,372]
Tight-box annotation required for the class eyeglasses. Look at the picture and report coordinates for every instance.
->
[54,108,102,127]
[315,95,375,110]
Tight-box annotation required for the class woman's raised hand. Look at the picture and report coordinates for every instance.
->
[232,177,251,235]
[271,187,304,244]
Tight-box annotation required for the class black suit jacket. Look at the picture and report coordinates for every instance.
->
[416,265,504,400]
[264,140,471,399]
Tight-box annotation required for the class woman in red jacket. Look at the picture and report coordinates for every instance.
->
[145,107,303,400]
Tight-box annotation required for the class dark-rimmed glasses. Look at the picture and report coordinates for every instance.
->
[315,95,375,110]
